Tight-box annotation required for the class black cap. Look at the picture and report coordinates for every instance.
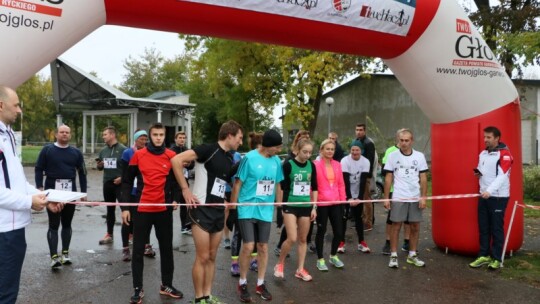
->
[262,130,282,147]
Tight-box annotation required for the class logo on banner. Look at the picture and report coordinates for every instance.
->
[276,0,319,9]
[332,0,351,12]
[0,0,63,17]
[359,5,411,27]
[453,19,499,69]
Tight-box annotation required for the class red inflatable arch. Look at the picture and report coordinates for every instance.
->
[0,0,523,255]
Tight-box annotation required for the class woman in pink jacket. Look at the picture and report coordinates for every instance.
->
[314,139,346,271]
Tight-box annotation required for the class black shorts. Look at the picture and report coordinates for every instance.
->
[282,205,312,218]
[189,206,225,233]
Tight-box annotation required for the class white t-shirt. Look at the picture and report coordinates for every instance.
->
[341,155,370,199]
[383,149,428,202]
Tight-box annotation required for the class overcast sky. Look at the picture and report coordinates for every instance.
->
[40,25,186,87]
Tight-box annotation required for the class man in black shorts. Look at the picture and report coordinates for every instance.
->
[172,120,243,304]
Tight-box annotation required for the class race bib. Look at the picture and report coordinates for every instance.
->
[55,179,72,191]
[210,177,227,198]
[256,180,275,196]
[103,158,117,169]
[292,181,310,196]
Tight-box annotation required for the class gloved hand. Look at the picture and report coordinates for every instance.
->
[226,209,237,231]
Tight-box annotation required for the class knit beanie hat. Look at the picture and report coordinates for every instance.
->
[262,130,282,147]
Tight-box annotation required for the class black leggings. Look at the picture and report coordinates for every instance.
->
[103,180,122,235]
[315,205,343,259]
[341,204,364,243]
[132,210,174,288]
[121,206,135,247]
[47,203,76,256]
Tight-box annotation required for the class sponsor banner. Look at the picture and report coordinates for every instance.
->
[0,0,106,88]
[181,0,416,36]
[0,0,62,17]
[386,0,517,123]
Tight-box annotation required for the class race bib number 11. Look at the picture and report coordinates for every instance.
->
[256,180,275,196]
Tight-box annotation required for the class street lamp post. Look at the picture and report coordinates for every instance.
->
[325,97,334,134]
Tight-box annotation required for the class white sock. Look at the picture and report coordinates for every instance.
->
[257,279,265,286]
[391,252,398,257]
[409,250,416,257]
[239,278,247,285]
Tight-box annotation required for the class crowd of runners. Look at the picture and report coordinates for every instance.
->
[0,86,512,304]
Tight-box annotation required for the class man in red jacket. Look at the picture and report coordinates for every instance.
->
[121,122,182,304]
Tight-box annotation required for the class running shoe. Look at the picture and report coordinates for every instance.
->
[274,247,281,256]
[389,255,399,268]
[50,254,62,269]
[130,287,144,304]
[382,242,391,255]
[407,254,425,267]
[144,244,156,258]
[337,241,346,254]
[295,268,313,282]
[223,238,231,249]
[308,243,316,253]
[469,256,492,268]
[238,283,252,303]
[128,233,133,245]
[363,224,373,232]
[181,228,190,234]
[316,259,328,272]
[207,295,224,304]
[358,241,371,253]
[488,259,501,270]
[273,263,284,278]
[123,247,131,262]
[329,255,344,268]
[249,259,258,272]
[61,250,72,265]
[401,241,410,252]
[256,283,272,301]
[230,262,240,277]
[98,233,113,245]
[159,285,183,299]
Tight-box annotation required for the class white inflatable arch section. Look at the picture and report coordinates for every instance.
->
[0,0,522,254]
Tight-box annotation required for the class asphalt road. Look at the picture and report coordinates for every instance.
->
[16,167,540,303]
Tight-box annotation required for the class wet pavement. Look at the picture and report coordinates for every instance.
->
[17,167,540,303]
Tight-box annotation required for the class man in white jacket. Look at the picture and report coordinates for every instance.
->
[0,85,60,304]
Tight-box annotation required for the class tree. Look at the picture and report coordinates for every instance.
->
[15,75,56,143]
[120,48,189,97]
[469,0,540,77]
[182,36,378,135]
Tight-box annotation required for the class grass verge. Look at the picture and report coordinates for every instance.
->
[501,251,540,288]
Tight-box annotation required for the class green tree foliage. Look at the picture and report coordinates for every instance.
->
[15,75,56,143]
[120,47,189,97]
[182,36,377,135]
[469,0,540,77]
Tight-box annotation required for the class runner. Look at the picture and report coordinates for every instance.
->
[121,123,182,303]
[171,120,243,304]
[34,124,87,269]
[338,142,371,254]
[383,128,428,269]
[119,129,155,262]
[232,129,284,302]
[314,139,346,271]
[96,126,127,245]
[229,132,262,277]
[273,139,318,282]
